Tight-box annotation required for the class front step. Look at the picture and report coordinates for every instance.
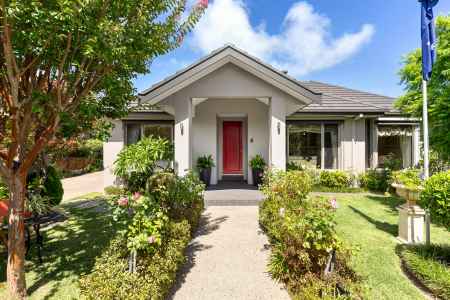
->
[220,175,244,182]
[205,199,262,206]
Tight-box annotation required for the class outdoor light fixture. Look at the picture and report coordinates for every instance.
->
[277,122,281,135]
[180,123,184,136]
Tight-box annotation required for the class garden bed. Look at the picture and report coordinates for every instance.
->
[398,244,450,300]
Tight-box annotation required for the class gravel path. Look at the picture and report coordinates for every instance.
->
[61,171,104,200]
[169,206,289,300]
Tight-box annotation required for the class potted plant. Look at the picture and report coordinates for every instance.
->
[391,169,423,206]
[197,155,215,186]
[250,155,266,186]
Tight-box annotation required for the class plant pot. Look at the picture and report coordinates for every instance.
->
[199,168,211,186]
[391,183,422,206]
[252,168,264,187]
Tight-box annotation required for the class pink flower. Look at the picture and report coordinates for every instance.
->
[117,197,129,207]
[197,0,208,8]
[330,198,338,209]
[147,236,156,244]
[133,192,141,200]
[279,207,285,217]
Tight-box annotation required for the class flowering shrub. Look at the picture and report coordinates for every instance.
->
[110,193,169,254]
[259,171,361,298]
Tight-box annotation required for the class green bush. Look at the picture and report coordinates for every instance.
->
[43,165,64,206]
[114,137,173,192]
[249,154,266,170]
[259,171,361,298]
[104,185,125,196]
[420,171,450,229]
[319,170,353,189]
[80,220,191,300]
[398,244,450,300]
[359,169,390,192]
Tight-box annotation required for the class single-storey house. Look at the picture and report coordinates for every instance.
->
[103,45,420,187]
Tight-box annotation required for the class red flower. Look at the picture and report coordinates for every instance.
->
[198,0,208,8]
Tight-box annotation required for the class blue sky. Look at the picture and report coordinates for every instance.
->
[134,0,450,98]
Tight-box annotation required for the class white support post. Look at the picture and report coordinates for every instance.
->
[268,97,286,170]
[422,79,431,245]
[174,98,192,176]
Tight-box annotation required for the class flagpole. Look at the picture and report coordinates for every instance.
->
[422,79,431,245]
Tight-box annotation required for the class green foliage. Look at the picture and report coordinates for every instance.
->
[259,171,361,298]
[287,161,304,171]
[382,153,403,171]
[249,154,266,170]
[104,185,125,196]
[399,244,450,300]
[0,181,8,199]
[80,220,192,300]
[396,16,450,160]
[319,170,353,189]
[43,165,64,206]
[391,169,422,190]
[114,137,173,192]
[359,169,390,192]
[196,155,215,170]
[420,170,450,229]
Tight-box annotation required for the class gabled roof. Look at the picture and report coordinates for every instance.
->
[139,44,321,105]
[297,81,398,114]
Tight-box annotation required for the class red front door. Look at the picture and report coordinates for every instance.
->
[223,121,243,174]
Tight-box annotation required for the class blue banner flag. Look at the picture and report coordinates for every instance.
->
[420,0,439,81]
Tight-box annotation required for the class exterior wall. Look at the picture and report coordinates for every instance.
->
[192,99,269,185]
[340,118,367,173]
[103,120,124,187]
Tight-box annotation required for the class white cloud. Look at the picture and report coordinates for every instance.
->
[190,0,375,76]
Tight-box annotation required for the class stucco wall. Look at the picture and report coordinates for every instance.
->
[103,120,124,187]
[192,99,269,185]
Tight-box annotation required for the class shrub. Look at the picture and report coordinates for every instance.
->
[420,170,450,229]
[43,165,64,206]
[259,171,361,298]
[196,155,215,170]
[286,161,304,171]
[398,244,450,300]
[359,169,390,192]
[114,137,173,192]
[319,170,352,189]
[249,154,266,170]
[80,220,191,300]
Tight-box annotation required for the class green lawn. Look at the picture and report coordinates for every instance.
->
[331,193,450,300]
[0,193,114,299]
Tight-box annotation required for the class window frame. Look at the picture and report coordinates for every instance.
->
[124,120,174,145]
[286,120,341,170]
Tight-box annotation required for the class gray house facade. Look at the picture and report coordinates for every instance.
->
[103,45,419,187]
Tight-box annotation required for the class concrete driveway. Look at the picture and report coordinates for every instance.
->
[61,171,104,200]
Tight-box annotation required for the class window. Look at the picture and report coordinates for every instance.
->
[125,122,174,145]
[287,122,339,169]
[377,125,413,169]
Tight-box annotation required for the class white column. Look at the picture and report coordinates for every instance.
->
[268,97,286,170]
[412,125,420,167]
[103,120,124,188]
[174,97,192,176]
[371,121,378,168]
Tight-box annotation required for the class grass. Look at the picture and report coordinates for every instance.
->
[399,244,450,299]
[311,184,366,193]
[0,192,115,299]
[330,193,450,300]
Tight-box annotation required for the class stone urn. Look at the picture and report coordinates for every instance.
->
[391,183,423,206]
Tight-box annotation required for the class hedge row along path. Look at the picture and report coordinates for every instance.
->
[169,205,289,300]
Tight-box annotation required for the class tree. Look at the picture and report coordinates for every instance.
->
[396,16,450,160]
[0,0,207,298]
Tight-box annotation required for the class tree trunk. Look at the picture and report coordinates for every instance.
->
[7,174,27,299]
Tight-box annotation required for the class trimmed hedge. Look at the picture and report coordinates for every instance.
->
[80,220,192,300]
[319,170,353,189]
[359,169,390,192]
[398,244,450,300]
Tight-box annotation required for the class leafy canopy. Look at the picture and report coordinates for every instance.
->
[396,16,450,160]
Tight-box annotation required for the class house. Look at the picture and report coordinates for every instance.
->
[103,45,420,187]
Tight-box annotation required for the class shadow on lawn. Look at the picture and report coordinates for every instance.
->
[0,198,116,299]
[349,206,398,237]
[365,194,404,213]
[167,212,228,299]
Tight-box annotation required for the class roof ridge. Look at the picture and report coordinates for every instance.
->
[307,80,395,100]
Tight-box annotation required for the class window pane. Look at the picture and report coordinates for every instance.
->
[126,124,141,145]
[288,124,321,168]
[324,124,338,169]
[142,124,172,141]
